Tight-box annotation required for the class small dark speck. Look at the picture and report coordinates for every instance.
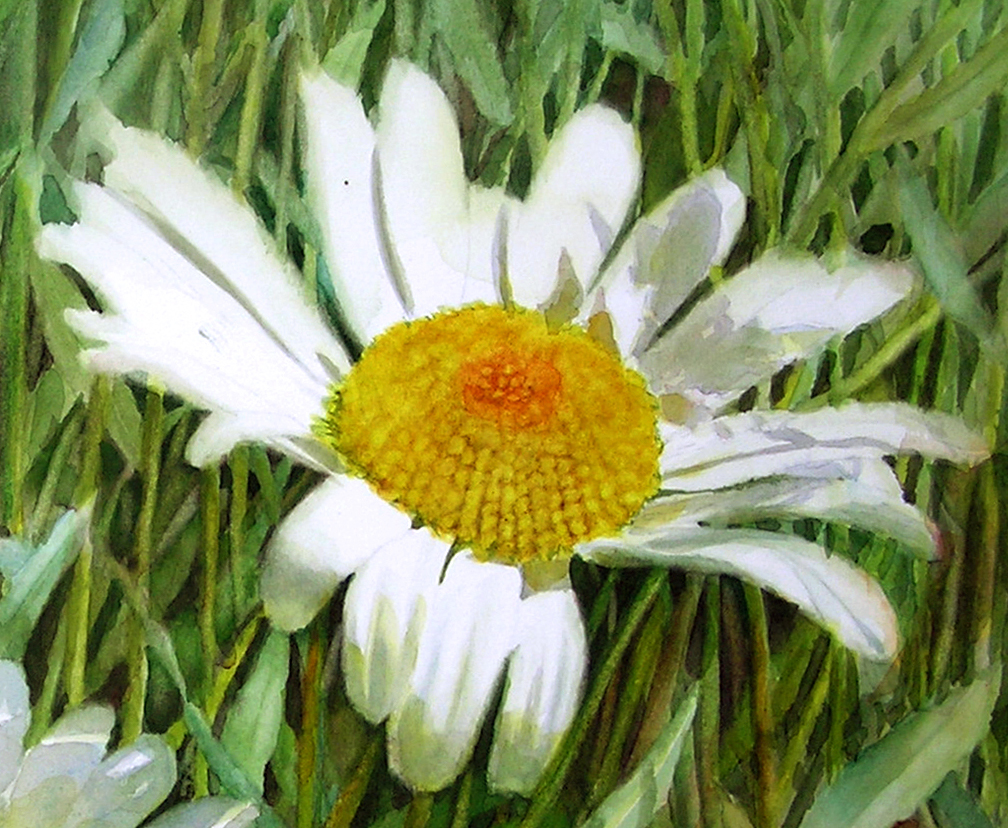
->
[343,179,349,186]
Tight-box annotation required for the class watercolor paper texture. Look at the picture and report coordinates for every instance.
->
[0,1,1006,826]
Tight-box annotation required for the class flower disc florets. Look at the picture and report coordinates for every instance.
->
[318,305,661,564]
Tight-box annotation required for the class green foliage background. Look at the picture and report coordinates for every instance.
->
[1,0,1008,826]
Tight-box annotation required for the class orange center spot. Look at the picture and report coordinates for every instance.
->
[460,349,561,429]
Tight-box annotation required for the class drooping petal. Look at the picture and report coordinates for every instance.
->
[488,588,587,795]
[39,185,331,465]
[580,527,898,660]
[508,106,640,309]
[62,734,176,828]
[0,660,30,792]
[375,61,476,316]
[584,169,745,357]
[641,459,936,556]
[342,530,449,723]
[660,402,989,490]
[300,69,407,345]
[387,555,522,791]
[640,252,916,409]
[260,476,413,631]
[6,706,114,823]
[90,108,349,379]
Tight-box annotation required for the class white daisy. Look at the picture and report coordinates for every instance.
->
[0,659,256,828]
[38,60,987,795]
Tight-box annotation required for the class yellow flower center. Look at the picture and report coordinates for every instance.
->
[319,305,661,564]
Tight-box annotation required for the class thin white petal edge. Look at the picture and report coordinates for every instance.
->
[260,476,413,631]
[488,588,587,795]
[580,527,899,660]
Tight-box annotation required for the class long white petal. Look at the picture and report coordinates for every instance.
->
[342,531,449,723]
[488,588,587,795]
[585,169,745,357]
[144,799,258,828]
[92,109,349,378]
[0,660,30,793]
[660,402,989,490]
[640,252,915,409]
[376,60,474,317]
[387,556,522,791]
[508,106,640,310]
[641,459,936,556]
[62,734,176,828]
[39,186,330,464]
[300,69,407,344]
[260,476,413,631]
[580,527,898,660]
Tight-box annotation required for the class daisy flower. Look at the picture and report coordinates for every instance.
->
[0,659,256,828]
[37,61,986,795]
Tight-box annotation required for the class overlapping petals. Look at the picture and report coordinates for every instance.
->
[37,56,988,798]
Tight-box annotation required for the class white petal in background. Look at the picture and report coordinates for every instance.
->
[341,531,449,723]
[508,106,640,310]
[0,660,30,792]
[145,799,258,828]
[660,402,989,490]
[585,169,744,357]
[580,527,899,660]
[387,556,522,791]
[488,588,587,795]
[89,108,350,380]
[260,476,413,631]
[640,253,915,409]
[300,70,407,345]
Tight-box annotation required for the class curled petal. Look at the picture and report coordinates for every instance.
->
[387,556,522,791]
[488,588,587,795]
[580,527,899,660]
[260,476,413,631]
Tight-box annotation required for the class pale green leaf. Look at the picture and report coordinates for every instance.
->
[799,670,1000,828]
[962,169,1008,265]
[220,631,290,795]
[871,26,1008,149]
[321,0,387,87]
[827,0,922,100]
[600,2,665,75]
[0,509,88,659]
[583,688,697,828]
[40,0,125,141]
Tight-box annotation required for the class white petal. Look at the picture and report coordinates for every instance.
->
[260,476,413,631]
[144,799,258,828]
[488,588,587,795]
[376,60,472,317]
[300,69,407,344]
[342,530,449,722]
[9,705,114,809]
[93,109,349,378]
[508,106,640,309]
[63,734,176,828]
[642,459,936,556]
[387,556,522,791]
[584,169,745,356]
[660,402,989,490]
[0,661,30,793]
[40,186,330,464]
[640,252,915,408]
[580,527,898,660]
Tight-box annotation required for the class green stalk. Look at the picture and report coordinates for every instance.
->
[200,464,221,688]
[404,793,434,828]
[228,445,249,618]
[743,584,776,828]
[274,36,300,255]
[298,628,323,828]
[449,769,472,828]
[519,570,667,828]
[323,734,383,828]
[973,464,999,673]
[777,648,832,813]
[233,23,268,195]
[187,0,225,155]
[696,578,722,828]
